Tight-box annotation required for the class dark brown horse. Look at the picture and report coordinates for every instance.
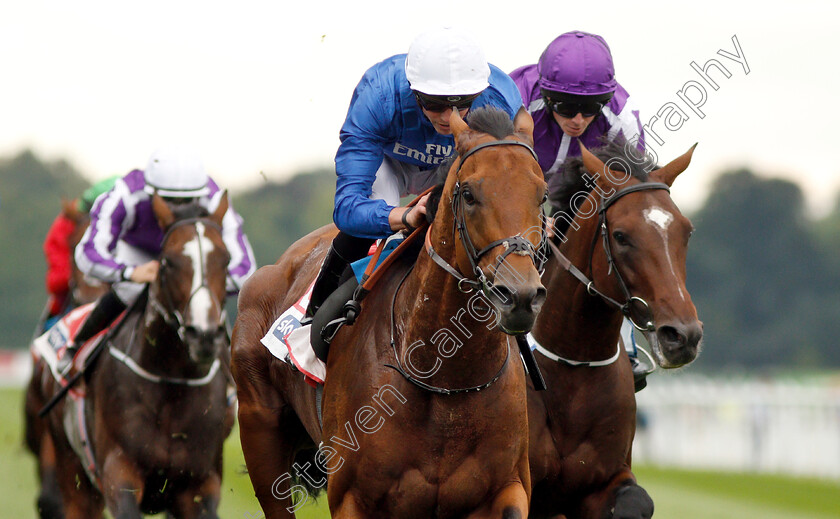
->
[232,107,547,518]
[526,143,703,518]
[26,194,234,518]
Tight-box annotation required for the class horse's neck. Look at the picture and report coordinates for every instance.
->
[394,241,509,388]
[535,228,623,359]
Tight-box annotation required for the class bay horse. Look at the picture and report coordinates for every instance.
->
[232,107,547,518]
[26,193,234,518]
[526,142,703,518]
[24,197,110,517]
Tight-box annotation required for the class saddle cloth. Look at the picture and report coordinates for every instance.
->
[261,281,325,388]
[31,303,103,488]
[260,235,406,388]
[32,303,107,383]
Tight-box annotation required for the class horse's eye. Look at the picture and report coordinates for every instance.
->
[462,189,476,206]
[541,191,549,204]
[613,231,629,246]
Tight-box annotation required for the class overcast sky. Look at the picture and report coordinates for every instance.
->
[2,0,837,216]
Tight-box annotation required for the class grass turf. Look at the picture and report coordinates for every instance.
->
[3,387,838,518]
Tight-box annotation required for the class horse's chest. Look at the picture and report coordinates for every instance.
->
[333,408,527,517]
[102,394,226,473]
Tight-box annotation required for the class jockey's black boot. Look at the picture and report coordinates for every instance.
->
[57,290,126,376]
[305,232,374,319]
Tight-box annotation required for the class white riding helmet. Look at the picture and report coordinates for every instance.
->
[405,27,490,96]
[143,147,210,198]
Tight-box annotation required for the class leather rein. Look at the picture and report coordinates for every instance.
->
[548,181,671,332]
[387,139,545,395]
[426,139,548,294]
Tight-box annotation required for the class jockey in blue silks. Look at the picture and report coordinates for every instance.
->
[307,26,525,316]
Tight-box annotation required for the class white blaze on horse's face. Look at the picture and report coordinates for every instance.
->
[642,206,685,301]
[180,222,217,330]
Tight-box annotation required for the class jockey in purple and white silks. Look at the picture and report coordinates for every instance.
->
[510,31,645,202]
[511,31,652,391]
[306,27,525,318]
[57,147,256,375]
[77,166,255,297]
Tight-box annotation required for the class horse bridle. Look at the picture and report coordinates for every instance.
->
[427,139,548,294]
[151,217,227,341]
[549,182,671,332]
[388,139,545,395]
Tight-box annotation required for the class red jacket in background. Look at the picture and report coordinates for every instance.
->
[43,213,77,315]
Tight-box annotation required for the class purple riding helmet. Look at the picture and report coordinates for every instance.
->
[538,31,617,116]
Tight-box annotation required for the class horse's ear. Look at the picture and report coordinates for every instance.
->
[580,142,608,178]
[512,107,534,147]
[151,193,175,229]
[580,142,622,194]
[650,143,697,187]
[450,107,470,142]
[450,108,480,157]
[211,190,229,226]
[61,197,79,219]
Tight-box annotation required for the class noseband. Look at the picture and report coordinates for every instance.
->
[428,139,547,293]
[549,182,671,332]
[151,217,227,340]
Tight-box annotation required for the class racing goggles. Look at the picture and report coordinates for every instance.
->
[544,98,606,118]
[415,91,480,112]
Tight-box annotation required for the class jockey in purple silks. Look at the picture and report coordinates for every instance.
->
[511,31,652,391]
[57,147,257,375]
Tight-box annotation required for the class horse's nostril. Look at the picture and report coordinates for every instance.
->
[183,326,199,340]
[659,326,683,346]
[533,286,547,308]
[492,285,516,308]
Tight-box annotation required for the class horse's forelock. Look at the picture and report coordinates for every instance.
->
[170,202,210,221]
[465,107,515,140]
[426,107,522,225]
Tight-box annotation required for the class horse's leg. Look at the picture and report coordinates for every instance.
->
[36,432,65,519]
[466,482,530,519]
[24,365,65,518]
[330,491,368,519]
[574,470,653,519]
[238,397,304,519]
[170,474,221,518]
[99,448,145,519]
[52,444,104,519]
[233,285,314,519]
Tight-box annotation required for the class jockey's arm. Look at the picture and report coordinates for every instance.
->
[74,181,135,284]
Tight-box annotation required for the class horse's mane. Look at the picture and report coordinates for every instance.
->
[425,107,516,223]
[549,139,654,214]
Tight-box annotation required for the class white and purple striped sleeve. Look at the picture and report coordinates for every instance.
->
[74,179,132,283]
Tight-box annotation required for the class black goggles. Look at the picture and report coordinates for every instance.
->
[544,98,606,118]
[415,91,479,112]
